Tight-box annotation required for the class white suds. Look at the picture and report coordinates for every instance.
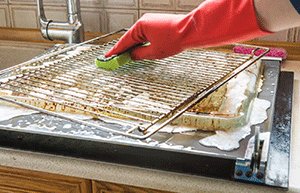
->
[199,98,271,151]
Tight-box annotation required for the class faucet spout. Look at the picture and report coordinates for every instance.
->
[37,0,84,44]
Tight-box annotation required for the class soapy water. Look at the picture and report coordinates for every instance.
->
[0,109,183,149]
[199,98,271,151]
[0,97,270,152]
[0,44,267,150]
[0,113,129,140]
[0,106,38,122]
[0,45,269,151]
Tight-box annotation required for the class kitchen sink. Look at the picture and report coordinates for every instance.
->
[0,40,55,70]
[0,34,293,189]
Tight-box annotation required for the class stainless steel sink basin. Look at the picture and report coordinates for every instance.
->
[0,40,55,70]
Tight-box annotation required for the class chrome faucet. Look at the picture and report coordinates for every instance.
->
[37,0,84,44]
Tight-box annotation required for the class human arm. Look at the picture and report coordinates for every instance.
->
[254,0,300,32]
[105,0,300,61]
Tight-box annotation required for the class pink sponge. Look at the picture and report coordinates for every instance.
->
[233,46,287,59]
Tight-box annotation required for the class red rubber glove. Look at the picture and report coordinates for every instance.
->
[105,0,273,60]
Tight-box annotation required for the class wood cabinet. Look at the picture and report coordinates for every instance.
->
[0,165,91,193]
[92,180,170,193]
[0,166,172,193]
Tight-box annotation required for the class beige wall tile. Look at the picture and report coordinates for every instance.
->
[81,0,104,8]
[105,0,137,9]
[0,5,10,27]
[140,0,175,10]
[175,0,203,11]
[37,0,103,7]
[256,29,293,42]
[43,0,65,6]
[2,0,298,44]
[139,9,175,17]
[81,8,103,32]
[10,5,38,28]
[0,0,7,4]
[294,27,300,42]
[287,27,297,42]
[43,6,68,22]
[105,9,138,32]
[8,0,36,5]
[175,11,189,14]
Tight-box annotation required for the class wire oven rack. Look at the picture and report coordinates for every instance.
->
[0,29,269,139]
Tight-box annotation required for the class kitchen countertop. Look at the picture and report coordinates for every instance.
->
[0,59,299,193]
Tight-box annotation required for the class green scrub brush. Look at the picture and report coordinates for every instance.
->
[95,43,149,70]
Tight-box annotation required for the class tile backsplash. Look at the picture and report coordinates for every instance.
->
[0,0,299,43]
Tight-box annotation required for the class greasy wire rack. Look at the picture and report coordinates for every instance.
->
[0,29,269,139]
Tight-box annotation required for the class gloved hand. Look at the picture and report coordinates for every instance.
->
[105,0,273,60]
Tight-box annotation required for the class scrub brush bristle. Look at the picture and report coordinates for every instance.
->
[233,46,287,59]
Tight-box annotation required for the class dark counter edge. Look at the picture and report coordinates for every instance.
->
[0,65,294,184]
[0,125,236,180]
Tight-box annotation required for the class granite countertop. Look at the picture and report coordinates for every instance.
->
[0,60,299,193]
